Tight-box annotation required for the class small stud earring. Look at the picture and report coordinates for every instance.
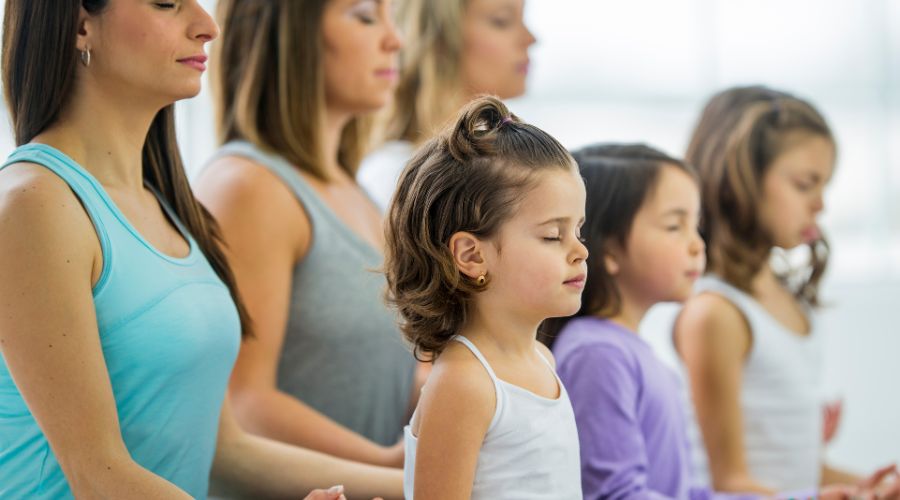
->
[476,274,487,286]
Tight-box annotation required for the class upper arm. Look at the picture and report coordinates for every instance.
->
[559,345,665,499]
[0,166,131,485]
[193,158,306,394]
[674,293,755,490]
[412,349,495,500]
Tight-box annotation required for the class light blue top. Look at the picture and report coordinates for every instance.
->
[0,144,241,499]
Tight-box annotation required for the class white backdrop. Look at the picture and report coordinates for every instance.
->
[0,0,897,472]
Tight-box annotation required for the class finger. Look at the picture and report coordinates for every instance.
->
[863,464,899,489]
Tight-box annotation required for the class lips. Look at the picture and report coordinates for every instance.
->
[801,224,821,243]
[564,274,586,289]
[177,54,207,72]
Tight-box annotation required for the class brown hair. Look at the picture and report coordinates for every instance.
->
[384,95,575,361]
[2,0,252,337]
[541,144,696,346]
[372,0,467,146]
[686,86,833,305]
[212,0,369,180]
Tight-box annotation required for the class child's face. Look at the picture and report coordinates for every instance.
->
[481,167,588,322]
[613,165,705,306]
[758,133,834,250]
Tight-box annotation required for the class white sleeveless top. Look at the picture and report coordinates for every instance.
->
[403,336,582,499]
[690,275,824,491]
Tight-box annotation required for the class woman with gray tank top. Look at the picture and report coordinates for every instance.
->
[194,0,416,468]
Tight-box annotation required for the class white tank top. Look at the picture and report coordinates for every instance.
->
[403,336,582,499]
[689,275,824,491]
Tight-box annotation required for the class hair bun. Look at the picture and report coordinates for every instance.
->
[446,95,519,162]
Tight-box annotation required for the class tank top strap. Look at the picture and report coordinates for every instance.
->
[1,144,114,290]
[452,335,504,431]
[210,140,330,220]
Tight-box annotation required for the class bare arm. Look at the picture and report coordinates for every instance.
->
[674,293,774,495]
[194,157,401,467]
[211,396,404,500]
[0,165,191,498]
[411,345,495,499]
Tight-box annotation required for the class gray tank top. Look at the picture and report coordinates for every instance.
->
[210,141,415,445]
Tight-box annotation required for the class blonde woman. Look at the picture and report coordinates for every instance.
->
[194,0,415,468]
[358,0,536,211]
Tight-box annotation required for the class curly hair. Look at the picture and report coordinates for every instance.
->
[686,86,834,305]
[541,144,696,347]
[384,95,575,361]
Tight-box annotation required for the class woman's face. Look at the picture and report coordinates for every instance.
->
[79,0,219,106]
[459,0,536,100]
[322,0,403,116]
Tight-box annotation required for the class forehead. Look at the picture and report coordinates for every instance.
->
[768,133,835,178]
[512,167,585,221]
[642,165,699,213]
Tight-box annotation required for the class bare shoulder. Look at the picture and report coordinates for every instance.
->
[418,341,497,424]
[194,154,308,254]
[0,162,98,257]
[675,292,751,359]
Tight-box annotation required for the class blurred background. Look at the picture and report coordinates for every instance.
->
[0,0,896,471]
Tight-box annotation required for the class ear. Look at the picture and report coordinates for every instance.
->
[603,253,619,276]
[75,6,94,52]
[449,231,486,280]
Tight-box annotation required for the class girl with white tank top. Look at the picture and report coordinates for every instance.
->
[675,86,899,497]
[383,97,584,499]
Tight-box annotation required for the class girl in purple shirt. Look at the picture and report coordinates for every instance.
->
[544,144,884,500]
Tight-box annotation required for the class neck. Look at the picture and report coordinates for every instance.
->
[606,283,651,333]
[33,79,164,192]
[751,259,780,295]
[322,108,353,181]
[462,299,541,358]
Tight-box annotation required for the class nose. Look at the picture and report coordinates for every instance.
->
[383,13,403,52]
[571,238,589,264]
[688,230,705,257]
[188,0,220,43]
[523,24,537,47]
[811,191,825,214]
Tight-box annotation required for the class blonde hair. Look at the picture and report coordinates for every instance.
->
[373,0,468,146]
[384,96,575,361]
[686,86,834,305]
[212,0,369,180]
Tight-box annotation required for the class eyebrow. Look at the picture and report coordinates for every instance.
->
[537,216,585,226]
[660,208,689,217]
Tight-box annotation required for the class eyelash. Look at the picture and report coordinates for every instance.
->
[155,2,177,9]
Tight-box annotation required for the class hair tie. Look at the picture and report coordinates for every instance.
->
[501,116,514,126]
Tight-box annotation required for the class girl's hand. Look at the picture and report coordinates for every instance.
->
[823,400,843,445]
[304,485,347,500]
[858,464,900,499]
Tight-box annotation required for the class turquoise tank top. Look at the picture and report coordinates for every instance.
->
[0,144,241,498]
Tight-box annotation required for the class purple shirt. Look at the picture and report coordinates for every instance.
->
[553,317,759,500]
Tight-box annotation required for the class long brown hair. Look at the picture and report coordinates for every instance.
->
[372,0,468,146]
[212,0,369,180]
[384,95,575,361]
[686,86,833,305]
[2,0,253,337]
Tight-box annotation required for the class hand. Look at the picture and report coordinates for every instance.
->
[823,399,844,445]
[304,485,347,500]
[859,464,900,500]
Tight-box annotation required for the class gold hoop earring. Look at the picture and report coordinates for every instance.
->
[80,48,91,67]
[476,274,487,286]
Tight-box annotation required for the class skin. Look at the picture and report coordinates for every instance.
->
[675,133,899,496]
[194,0,412,467]
[459,0,536,100]
[0,1,402,498]
[410,167,588,498]
[605,166,706,332]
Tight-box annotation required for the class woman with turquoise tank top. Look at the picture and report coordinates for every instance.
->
[193,0,417,469]
[0,1,402,498]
